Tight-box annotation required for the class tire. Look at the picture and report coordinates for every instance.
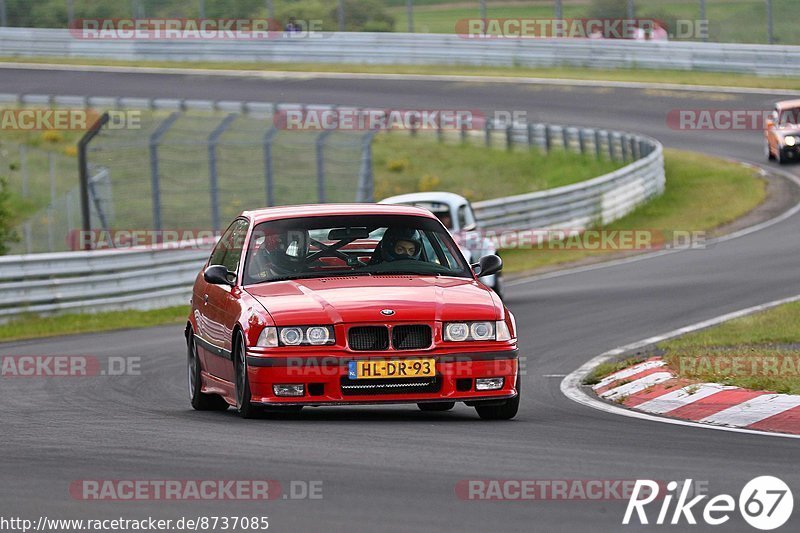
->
[418,402,455,412]
[187,332,229,411]
[234,333,260,419]
[779,148,790,165]
[766,140,776,161]
[475,376,520,420]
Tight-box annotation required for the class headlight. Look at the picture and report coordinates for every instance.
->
[470,322,495,340]
[306,326,331,346]
[444,321,502,342]
[277,326,336,347]
[280,327,303,346]
[785,136,797,147]
[445,322,470,342]
[256,326,279,347]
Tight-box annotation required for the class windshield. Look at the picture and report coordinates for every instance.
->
[243,214,471,284]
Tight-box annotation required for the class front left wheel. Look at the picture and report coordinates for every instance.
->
[234,333,260,419]
[188,333,229,411]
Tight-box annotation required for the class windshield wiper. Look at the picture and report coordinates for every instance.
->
[258,271,374,283]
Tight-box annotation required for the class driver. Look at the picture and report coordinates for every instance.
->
[250,229,310,279]
[378,227,423,262]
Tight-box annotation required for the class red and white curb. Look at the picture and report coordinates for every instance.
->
[594,357,800,435]
[561,294,800,440]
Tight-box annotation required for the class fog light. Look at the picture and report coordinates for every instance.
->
[475,377,504,391]
[273,384,305,397]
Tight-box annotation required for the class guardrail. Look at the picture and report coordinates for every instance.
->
[473,124,664,230]
[1,28,800,76]
[0,99,663,319]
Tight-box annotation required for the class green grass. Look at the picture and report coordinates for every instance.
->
[500,149,766,273]
[390,0,799,45]
[0,306,189,342]
[3,56,800,91]
[373,131,622,202]
[658,301,800,394]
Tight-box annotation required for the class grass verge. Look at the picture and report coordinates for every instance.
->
[500,149,766,273]
[2,57,800,92]
[658,301,800,394]
[373,132,622,201]
[0,306,189,342]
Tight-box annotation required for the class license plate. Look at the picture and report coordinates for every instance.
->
[348,358,436,380]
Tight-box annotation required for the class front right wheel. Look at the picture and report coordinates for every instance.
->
[474,376,520,420]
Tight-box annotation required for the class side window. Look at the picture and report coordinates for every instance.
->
[209,219,249,274]
[458,204,476,229]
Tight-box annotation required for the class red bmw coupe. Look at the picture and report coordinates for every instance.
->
[185,204,520,419]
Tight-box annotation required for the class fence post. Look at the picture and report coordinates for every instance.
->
[527,123,534,148]
[594,129,603,159]
[562,126,570,151]
[578,129,587,154]
[544,124,552,152]
[207,113,238,233]
[621,134,629,161]
[149,112,180,233]
[263,126,277,206]
[506,124,513,150]
[607,131,616,161]
[406,0,413,32]
[78,112,110,249]
[19,145,28,198]
[316,130,333,203]
[357,131,377,202]
[485,120,492,147]
[48,151,57,205]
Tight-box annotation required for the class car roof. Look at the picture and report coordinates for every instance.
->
[242,203,438,224]
[776,99,800,110]
[380,191,468,209]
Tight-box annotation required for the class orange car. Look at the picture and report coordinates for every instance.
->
[765,99,800,164]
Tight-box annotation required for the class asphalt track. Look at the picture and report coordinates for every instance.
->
[2,68,800,532]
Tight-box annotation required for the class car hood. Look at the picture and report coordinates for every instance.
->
[245,275,500,325]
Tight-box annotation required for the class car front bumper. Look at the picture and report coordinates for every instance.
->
[245,349,519,405]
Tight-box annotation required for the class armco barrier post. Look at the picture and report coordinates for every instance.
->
[595,129,603,159]
[78,112,110,249]
[149,112,180,233]
[19,145,28,198]
[207,113,237,233]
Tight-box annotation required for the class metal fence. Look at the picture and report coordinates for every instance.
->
[0,98,664,319]
[2,28,800,76]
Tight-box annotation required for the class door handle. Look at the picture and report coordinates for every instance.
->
[204,294,209,304]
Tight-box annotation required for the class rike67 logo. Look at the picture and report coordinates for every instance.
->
[624,477,793,530]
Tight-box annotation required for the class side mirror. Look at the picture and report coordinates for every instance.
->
[204,265,235,286]
[472,254,502,278]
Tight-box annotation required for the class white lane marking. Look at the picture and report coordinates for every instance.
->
[599,372,673,401]
[699,394,800,427]
[592,360,666,390]
[635,383,735,414]
[508,166,800,288]
[1,62,799,96]
[560,293,800,440]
